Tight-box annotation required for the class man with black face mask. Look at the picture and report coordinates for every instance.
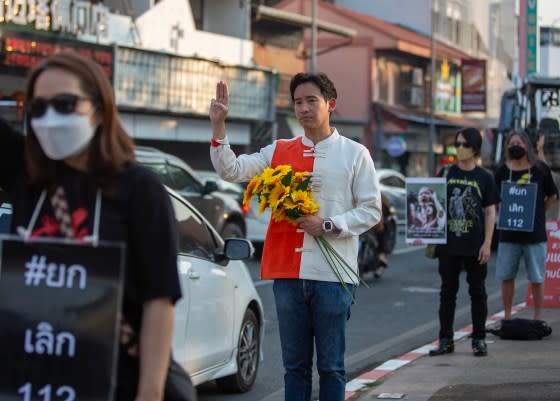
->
[494,131,558,322]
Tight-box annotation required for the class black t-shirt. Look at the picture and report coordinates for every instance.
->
[0,118,181,396]
[439,164,499,257]
[494,161,559,244]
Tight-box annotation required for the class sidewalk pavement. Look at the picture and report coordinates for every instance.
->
[345,303,560,401]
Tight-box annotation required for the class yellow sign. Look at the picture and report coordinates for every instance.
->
[441,59,450,81]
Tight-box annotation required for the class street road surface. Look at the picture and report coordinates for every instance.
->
[196,229,528,401]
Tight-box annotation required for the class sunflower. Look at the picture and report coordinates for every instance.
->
[243,175,262,206]
[260,167,278,186]
[269,182,290,209]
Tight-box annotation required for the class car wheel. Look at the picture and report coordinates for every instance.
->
[221,222,244,239]
[382,219,397,254]
[216,308,260,393]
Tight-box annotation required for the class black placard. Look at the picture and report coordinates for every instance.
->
[0,236,125,401]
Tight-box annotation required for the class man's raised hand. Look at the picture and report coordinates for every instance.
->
[209,81,229,135]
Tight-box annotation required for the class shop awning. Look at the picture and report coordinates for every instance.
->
[374,102,482,129]
[255,5,357,38]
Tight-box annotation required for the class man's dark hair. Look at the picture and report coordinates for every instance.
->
[455,127,482,157]
[289,72,337,102]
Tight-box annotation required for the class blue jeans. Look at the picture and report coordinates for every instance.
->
[495,241,547,283]
[273,279,355,401]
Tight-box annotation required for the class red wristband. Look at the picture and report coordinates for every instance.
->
[211,138,221,148]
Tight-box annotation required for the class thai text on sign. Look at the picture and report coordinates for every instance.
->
[497,182,537,232]
[0,0,109,37]
[0,237,125,401]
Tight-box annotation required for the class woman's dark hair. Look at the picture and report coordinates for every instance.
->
[24,51,135,189]
[455,127,482,157]
[504,130,538,165]
[289,72,337,102]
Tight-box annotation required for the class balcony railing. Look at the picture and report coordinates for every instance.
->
[114,46,276,122]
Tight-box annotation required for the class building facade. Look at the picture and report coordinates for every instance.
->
[0,0,277,170]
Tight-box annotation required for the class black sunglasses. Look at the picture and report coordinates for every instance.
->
[454,141,472,148]
[29,94,91,118]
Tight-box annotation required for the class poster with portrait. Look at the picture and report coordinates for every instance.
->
[405,177,447,244]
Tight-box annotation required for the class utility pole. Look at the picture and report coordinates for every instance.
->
[311,0,317,73]
[428,0,437,175]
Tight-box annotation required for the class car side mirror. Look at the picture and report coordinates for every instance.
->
[224,238,253,260]
[202,180,219,195]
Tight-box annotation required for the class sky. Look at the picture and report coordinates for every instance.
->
[539,0,560,26]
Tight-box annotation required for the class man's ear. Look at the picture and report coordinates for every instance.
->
[328,98,336,113]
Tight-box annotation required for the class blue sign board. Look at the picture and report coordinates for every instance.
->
[386,136,407,157]
[497,182,537,232]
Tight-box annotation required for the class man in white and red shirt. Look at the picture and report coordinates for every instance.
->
[209,72,381,401]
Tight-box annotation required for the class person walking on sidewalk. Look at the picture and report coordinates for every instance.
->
[429,127,499,357]
[494,131,558,321]
[208,72,381,401]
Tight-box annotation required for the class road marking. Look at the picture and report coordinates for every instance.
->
[392,245,425,255]
[343,302,527,400]
[402,286,439,294]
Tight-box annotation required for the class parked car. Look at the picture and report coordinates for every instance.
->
[135,147,246,239]
[196,170,245,207]
[244,197,271,257]
[196,171,270,256]
[167,187,263,392]
[377,168,407,226]
[0,186,264,393]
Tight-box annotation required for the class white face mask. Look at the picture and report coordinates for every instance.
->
[31,108,97,160]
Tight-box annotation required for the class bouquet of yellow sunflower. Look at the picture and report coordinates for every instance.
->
[243,165,319,223]
[243,165,367,300]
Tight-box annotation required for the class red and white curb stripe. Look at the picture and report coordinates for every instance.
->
[343,302,526,400]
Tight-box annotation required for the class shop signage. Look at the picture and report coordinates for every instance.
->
[461,59,487,112]
[0,28,114,79]
[525,0,538,76]
[385,136,407,157]
[0,0,109,38]
[0,237,125,401]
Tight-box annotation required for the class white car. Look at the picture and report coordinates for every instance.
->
[377,168,407,226]
[244,197,271,256]
[0,187,264,393]
[195,171,270,256]
[167,188,264,392]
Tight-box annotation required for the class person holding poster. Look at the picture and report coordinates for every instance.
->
[0,52,185,401]
[494,131,558,321]
[429,127,498,358]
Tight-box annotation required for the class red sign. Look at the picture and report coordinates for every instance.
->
[0,27,113,81]
[526,221,560,308]
[461,59,486,112]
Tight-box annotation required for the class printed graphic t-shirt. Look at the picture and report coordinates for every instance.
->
[439,164,499,257]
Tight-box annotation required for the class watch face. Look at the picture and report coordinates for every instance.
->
[323,221,332,231]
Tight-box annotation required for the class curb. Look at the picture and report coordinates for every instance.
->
[343,302,527,400]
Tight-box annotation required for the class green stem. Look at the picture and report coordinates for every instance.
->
[314,237,355,301]
[316,236,369,288]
